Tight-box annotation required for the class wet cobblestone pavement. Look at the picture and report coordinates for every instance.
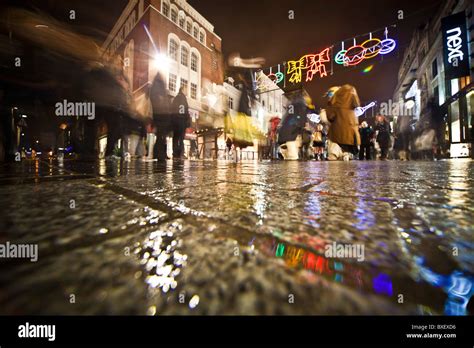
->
[0,159,473,315]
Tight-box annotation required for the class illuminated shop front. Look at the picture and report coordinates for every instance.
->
[441,11,473,158]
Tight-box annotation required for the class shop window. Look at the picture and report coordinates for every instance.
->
[451,79,459,96]
[467,91,474,141]
[450,100,461,142]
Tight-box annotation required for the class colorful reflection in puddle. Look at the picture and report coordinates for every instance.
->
[258,237,473,315]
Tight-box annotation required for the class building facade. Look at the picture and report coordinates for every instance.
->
[101,0,225,157]
[393,0,473,158]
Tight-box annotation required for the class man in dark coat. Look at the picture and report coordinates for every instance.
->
[277,95,308,145]
[171,86,190,159]
[375,115,392,160]
[359,121,374,160]
[150,73,171,161]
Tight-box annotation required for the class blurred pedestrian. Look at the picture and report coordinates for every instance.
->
[375,115,391,160]
[150,73,171,161]
[277,92,309,160]
[300,122,313,160]
[312,123,326,160]
[323,85,361,161]
[358,121,374,160]
[171,85,190,159]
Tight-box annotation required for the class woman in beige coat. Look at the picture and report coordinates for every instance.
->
[324,85,361,160]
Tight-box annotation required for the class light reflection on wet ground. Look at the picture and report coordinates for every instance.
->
[0,158,472,315]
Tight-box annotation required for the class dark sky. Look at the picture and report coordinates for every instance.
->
[5,0,441,107]
[188,0,441,106]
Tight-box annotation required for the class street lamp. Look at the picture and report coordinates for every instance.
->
[152,53,170,73]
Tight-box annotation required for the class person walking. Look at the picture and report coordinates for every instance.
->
[312,123,326,160]
[375,115,391,160]
[171,86,190,159]
[150,73,171,161]
[323,85,361,161]
[358,121,374,160]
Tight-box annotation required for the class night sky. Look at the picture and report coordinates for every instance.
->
[4,0,441,108]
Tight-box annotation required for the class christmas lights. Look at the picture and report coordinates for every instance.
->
[335,28,396,66]
[287,47,331,83]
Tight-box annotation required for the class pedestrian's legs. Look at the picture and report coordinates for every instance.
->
[380,147,388,160]
[365,145,371,160]
[154,126,168,161]
[106,123,119,157]
[172,122,186,158]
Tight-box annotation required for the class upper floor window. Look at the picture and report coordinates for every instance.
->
[193,26,198,39]
[179,15,185,28]
[432,58,438,79]
[162,2,169,17]
[171,9,178,23]
[190,83,197,99]
[181,46,189,66]
[199,31,205,44]
[191,52,198,72]
[169,39,178,61]
[169,73,177,93]
[180,78,188,95]
[186,21,192,34]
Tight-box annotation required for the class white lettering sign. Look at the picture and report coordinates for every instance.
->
[446,27,464,64]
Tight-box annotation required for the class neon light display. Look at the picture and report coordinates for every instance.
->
[335,28,396,66]
[287,47,331,83]
[253,26,397,92]
[354,101,376,117]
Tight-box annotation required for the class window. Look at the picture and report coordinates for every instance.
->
[450,100,461,142]
[180,46,189,66]
[169,73,177,93]
[180,78,188,95]
[169,39,178,61]
[193,26,198,39]
[190,83,197,99]
[191,52,198,72]
[186,21,192,34]
[433,86,439,105]
[228,97,234,110]
[171,9,177,23]
[199,31,205,44]
[162,2,169,17]
[432,59,438,79]
[179,15,185,28]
